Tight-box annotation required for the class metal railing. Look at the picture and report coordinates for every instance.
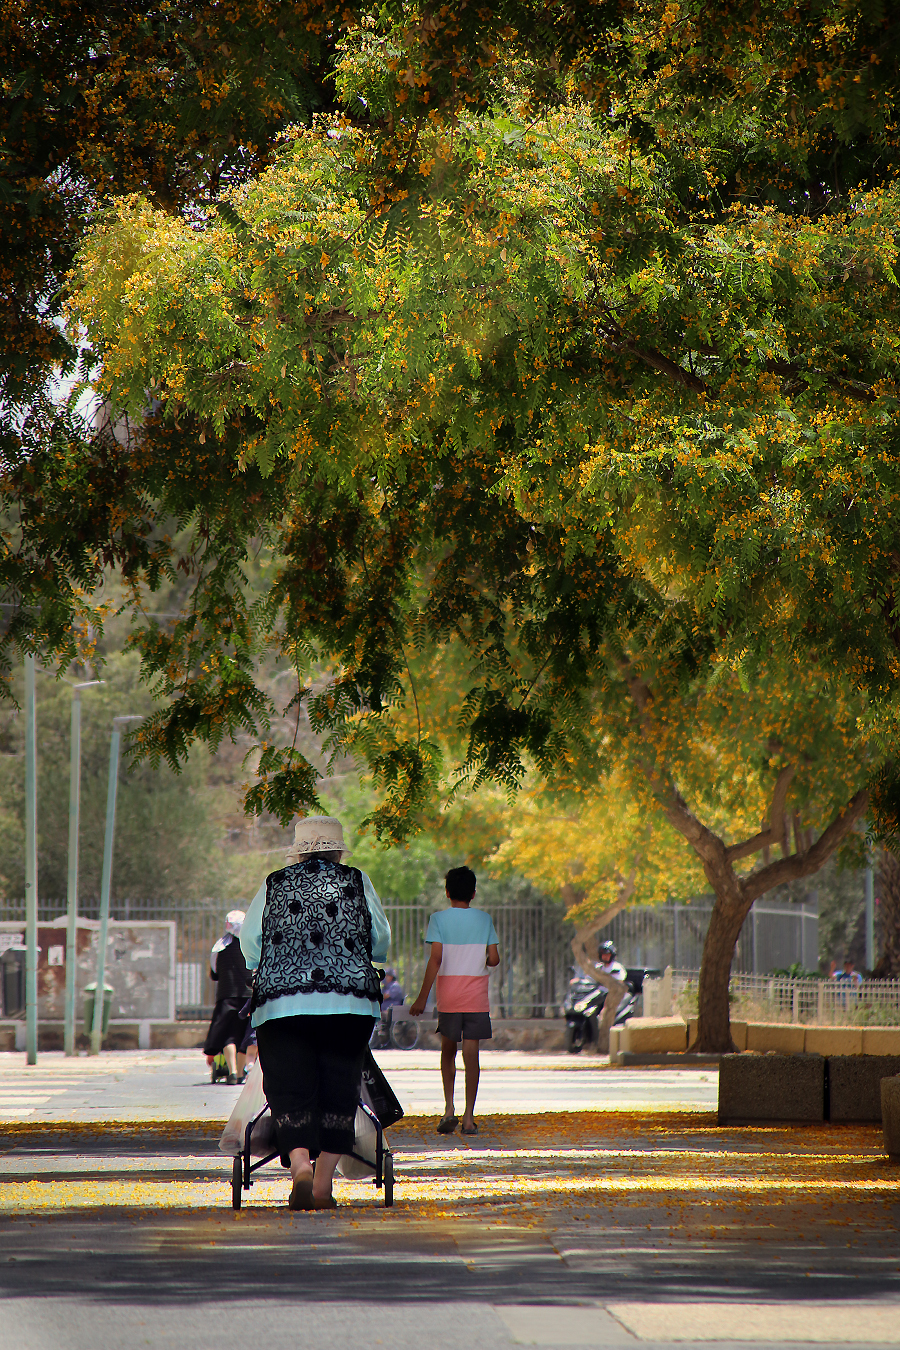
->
[603,899,819,975]
[0,894,830,1021]
[383,902,575,1019]
[673,969,900,1026]
[0,896,577,1021]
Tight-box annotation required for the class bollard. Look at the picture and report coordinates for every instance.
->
[83,982,113,1040]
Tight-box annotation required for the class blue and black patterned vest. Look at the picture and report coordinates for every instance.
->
[252,857,381,1009]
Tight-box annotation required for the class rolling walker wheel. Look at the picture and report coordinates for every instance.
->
[232,1155,243,1209]
[383,1153,394,1208]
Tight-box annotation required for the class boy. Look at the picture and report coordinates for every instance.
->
[410,866,500,1135]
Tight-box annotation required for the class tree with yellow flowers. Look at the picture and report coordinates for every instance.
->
[18,2,900,1049]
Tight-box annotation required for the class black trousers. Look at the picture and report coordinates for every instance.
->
[256,1013,375,1160]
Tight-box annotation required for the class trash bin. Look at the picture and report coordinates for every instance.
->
[83,982,113,1037]
[0,948,25,1017]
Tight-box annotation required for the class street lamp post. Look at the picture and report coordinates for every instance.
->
[89,715,142,1057]
[63,681,103,1057]
[865,861,876,973]
[23,654,38,1066]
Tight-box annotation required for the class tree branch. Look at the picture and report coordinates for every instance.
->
[625,340,708,393]
[612,653,730,878]
[742,787,869,903]
[590,302,708,393]
[725,765,795,861]
[570,895,632,970]
[659,783,732,878]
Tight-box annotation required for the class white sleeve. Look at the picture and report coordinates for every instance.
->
[210,934,230,975]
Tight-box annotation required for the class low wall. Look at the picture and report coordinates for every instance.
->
[0,1017,569,1054]
[609,1017,900,1062]
[0,918,175,1021]
[719,1053,900,1124]
[0,1019,210,1052]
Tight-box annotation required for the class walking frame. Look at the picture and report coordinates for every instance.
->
[231,1099,395,1209]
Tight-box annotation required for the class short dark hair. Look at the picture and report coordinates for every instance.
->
[445,866,477,902]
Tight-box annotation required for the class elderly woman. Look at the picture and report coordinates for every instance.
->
[202,909,251,1084]
[240,815,390,1211]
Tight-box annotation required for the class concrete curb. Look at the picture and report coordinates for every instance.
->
[618,1052,723,1066]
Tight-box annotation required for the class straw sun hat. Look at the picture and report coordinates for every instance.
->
[285,815,346,864]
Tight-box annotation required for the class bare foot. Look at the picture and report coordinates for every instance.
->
[292,1166,317,1209]
[288,1164,315,1210]
[311,1182,334,1205]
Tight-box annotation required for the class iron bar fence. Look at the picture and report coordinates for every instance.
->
[0,897,578,1020]
[602,900,819,975]
[383,902,575,1019]
[0,895,828,1020]
[672,969,900,1026]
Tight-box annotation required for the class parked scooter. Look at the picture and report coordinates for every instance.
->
[562,952,661,1053]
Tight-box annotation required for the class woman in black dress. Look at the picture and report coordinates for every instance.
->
[203,909,252,1084]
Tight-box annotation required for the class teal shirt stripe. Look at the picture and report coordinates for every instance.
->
[424,906,499,946]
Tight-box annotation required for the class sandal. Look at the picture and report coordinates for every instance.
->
[437,1114,458,1134]
[460,1121,478,1136]
[312,1194,337,1210]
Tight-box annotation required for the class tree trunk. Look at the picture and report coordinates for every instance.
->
[658,780,867,1052]
[572,916,628,1054]
[873,847,900,978]
[619,661,869,1055]
[693,895,751,1052]
[594,971,626,1052]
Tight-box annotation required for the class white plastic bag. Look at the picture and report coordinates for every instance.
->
[218,1059,276,1157]
[336,1105,379,1180]
[219,1061,382,1175]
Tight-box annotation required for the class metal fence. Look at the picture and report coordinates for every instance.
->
[384,902,575,1019]
[0,894,823,1020]
[0,896,578,1020]
[673,969,900,1026]
[603,900,819,975]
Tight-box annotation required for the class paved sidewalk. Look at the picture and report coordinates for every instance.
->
[0,1050,718,1123]
[0,1114,897,1349]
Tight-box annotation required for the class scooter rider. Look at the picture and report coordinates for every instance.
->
[598,940,628,985]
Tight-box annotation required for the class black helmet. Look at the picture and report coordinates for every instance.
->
[599,940,617,960]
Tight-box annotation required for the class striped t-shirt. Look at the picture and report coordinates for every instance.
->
[425,906,499,1013]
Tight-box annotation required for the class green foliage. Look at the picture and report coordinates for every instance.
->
[4,1,900,858]
[321,777,445,903]
[10,4,900,1043]
[242,743,324,828]
[60,58,898,848]
[869,763,900,849]
[0,653,238,901]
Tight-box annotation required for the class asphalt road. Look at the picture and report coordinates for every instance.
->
[0,1050,718,1122]
[1,1113,898,1350]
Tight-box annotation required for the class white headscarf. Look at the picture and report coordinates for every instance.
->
[211,909,246,970]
